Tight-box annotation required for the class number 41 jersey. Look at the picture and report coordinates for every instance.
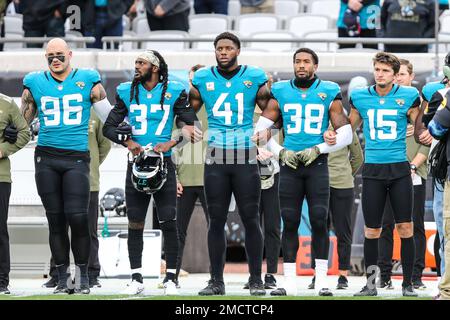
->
[23,68,101,152]
[192,65,267,149]
[272,78,341,152]
[350,84,420,164]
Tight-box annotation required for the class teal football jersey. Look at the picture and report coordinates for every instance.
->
[23,68,101,152]
[272,78,341,152]
[421,81,445,102]
[117,81,185,156]
[192,65,267,149]
[350,84,420,164]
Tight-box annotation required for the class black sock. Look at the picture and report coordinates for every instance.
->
[401,236,415,287]
[160,220,179,270]
[132,273,143,283]
[364,238,379,286]
[128,228,144,270]
[76,263,88,276]
[166,272,175,281]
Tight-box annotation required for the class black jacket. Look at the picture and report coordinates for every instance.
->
[381,0,435,53]
[19,0,68,30]
[79,0,133,34]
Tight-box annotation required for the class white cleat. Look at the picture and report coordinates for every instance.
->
[122,280,144,295]
[164,280,179,296]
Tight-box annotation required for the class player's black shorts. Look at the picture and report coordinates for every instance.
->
[34,147,90,215]
[362,161,413,228]
[203,146,260,221]
[125,157,177,223]
[278,154,330,220]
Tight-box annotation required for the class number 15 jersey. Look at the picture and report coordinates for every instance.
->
[350,84,420,164]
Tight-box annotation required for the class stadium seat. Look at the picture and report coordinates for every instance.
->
[286,14,331,38]
[119,31,138,51]
[234,14,280,37]
[308,0,340,22]
[303,30,338,52]
[3,32,24,51]
[132,16,151,34]
[228,1,241,16]
[191,33,221,50]
[122,15,131,31]
[65,30,86,49]
[247,31,296,52]
[140,31,190,51]
[441,13,450,32]
[3,15,23,34]
[189,14,230,35]
[274,0,300,17]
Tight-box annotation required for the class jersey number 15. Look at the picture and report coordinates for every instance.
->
[367,109,398,140]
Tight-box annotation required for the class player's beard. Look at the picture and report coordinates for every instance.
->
[294,70,316,88]
[134,69,153,83]
[216,56,237,70]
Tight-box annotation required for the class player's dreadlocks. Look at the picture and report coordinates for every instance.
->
[153,50,168,111]
[129,50,168,110]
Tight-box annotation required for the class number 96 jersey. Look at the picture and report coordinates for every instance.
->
[192,65,267,149]
[272,78,341,152]
[350,84,420,164]
[23,68,101,152]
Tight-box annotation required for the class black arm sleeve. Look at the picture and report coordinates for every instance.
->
[173,91,198,127]
[423,91,444,127]
[102,95,129,146]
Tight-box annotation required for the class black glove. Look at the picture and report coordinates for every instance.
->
[115,122,132,142]
[4,123,18,144]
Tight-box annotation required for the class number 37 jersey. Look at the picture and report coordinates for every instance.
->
[192,65,267,149]
[272,78,341,152]
[23,68,101,152]
[350,84,420,164]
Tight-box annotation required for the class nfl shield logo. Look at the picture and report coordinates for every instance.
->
[206,82,215,91]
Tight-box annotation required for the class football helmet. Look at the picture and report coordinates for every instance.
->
[259,158,276,190]
[131,145,167,194]
[444,52,450,79]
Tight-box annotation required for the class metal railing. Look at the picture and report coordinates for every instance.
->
[0,36,96,47]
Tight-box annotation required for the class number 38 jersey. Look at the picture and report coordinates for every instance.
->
[23,68,101,152]
[116,80,186,156]
[350,84,420,164]
[272,78,341,152]
[192,65,267,149]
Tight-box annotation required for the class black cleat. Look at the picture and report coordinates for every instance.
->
[243,282,249,289]
[270,288,287,296]
[354,285,377,297]
[264,274,277,289]
[308,276,315,290]
[402,285,418,297]
[198,279,225,296]
[75,274,90,294]
[0,285,10,295]
[249,278,266,296]
[42,277,58,288]
[336,275,348,289]
[53,282,70,294]
[412,279,426,290]
[377,278,394,290]
[318,288,333,296]
[89,276,101,288]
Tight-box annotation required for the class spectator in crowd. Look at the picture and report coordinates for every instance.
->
[381,0,435,53]
[240,0,273,14]
[80,0,134,49]
[18,0,68,48]
[337,0,380,49]
[143,0,190,32]
[194,0,228,14]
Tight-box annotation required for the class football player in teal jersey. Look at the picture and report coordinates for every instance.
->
[20,38,113,295]
[349,52,421,297]
[189,32,271,296]
[253,48,352,296]
[103,50,198,296]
